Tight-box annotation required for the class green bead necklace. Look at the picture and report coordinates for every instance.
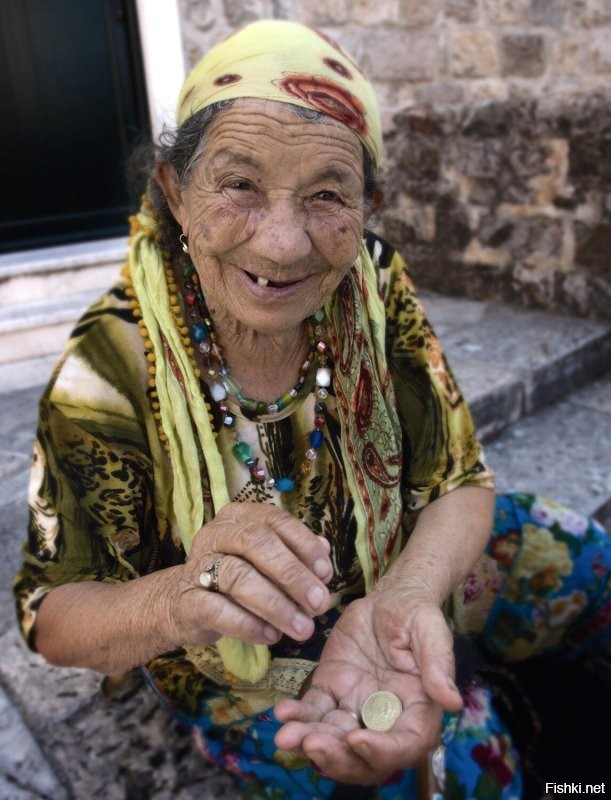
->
[182,261,332,492]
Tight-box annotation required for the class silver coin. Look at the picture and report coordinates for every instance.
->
[360,690,403,732]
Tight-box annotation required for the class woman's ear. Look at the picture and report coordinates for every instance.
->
[154,159,187,229]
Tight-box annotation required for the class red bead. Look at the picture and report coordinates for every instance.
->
[314,415,325,427]
[252,467,266,482]
[219,401,229,413]
[185,291,197,306]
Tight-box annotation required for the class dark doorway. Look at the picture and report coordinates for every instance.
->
[0,0,150,254]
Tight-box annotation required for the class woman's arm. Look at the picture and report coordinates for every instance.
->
[369,484,494,707]
[378,483,494,604]
[34,567,188,675]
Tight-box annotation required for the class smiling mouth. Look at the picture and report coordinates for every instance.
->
[245,271,302,289]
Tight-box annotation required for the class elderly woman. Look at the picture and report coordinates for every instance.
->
[14,19,610,800]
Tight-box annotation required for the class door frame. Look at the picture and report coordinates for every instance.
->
[135,0,186,140]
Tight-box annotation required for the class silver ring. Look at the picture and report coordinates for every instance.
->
[199,559,221,592]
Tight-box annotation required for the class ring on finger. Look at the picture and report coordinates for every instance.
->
[199,559,222,593]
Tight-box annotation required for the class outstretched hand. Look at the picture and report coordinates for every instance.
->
[274,585,462,785]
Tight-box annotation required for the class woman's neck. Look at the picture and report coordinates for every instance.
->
[206,311,310,403]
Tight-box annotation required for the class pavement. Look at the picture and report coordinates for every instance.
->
[0,292,610,799]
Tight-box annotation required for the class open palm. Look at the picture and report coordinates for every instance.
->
[274,588,462,785]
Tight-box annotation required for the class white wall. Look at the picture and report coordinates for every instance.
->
[135,0,186,139]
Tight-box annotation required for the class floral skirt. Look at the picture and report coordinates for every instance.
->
[144,494,611,799]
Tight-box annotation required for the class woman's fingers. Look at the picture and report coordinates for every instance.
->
[198,503,333,582]
[301,730,397,785]
[409,607,463,712]
[179,586,282,645]
[275,714,360,755]
[211,554,323,639]
[275,685,338,724]
[185,504,333,634]
[295,716,438,785]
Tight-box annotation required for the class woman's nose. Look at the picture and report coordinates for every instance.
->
[249,199,311,265]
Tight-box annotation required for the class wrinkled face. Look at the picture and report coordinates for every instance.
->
[165,99,367,334]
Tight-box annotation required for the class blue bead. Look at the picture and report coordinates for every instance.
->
[276,476,296,492]
[310,429,324,448]
[190,323,207,342]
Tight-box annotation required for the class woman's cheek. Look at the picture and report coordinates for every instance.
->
[192,202,255,254]
[311,211,363,269]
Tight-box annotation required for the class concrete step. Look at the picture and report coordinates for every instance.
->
[421,292,611,441]
[0,238,125,365]
[0,290,103,365]
[485,370,611,527]
[0,237,126,307]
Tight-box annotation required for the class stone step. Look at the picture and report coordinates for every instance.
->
[0,237,126,307]
[0,237,126,366]
[0,683,68,800]
[421,292,611,441]
[485,370,611,528]
[0,290,102,365]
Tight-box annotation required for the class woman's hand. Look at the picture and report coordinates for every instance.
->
[274,582,462,785]
[171,502,334,647]
[33,502,333,675]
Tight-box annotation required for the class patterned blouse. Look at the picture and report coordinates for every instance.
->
[14,233,494,717]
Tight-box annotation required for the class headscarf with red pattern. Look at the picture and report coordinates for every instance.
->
[177,19,383,166]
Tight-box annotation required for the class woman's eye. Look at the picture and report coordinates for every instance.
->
[226,180,253,191]
[313,190,342,203]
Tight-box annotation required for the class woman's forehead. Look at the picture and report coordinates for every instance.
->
[203,99,362,178]
[202,99,364,162]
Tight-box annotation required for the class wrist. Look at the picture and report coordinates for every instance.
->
[372,572,442,607]
[145,565,192,651]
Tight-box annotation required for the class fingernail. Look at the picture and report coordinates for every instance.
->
[313,558,332,580]
[307,584,326,610]
[292,612,311,635]
[447,677,460,694]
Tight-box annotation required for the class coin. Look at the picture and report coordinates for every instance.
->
[360,690,403,732]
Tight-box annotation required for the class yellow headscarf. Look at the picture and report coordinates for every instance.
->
[129,21,399,684]
[177,19,382,167]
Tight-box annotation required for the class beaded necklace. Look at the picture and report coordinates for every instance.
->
[181,259,332,492]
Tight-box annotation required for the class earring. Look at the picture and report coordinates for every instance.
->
[179,233,189,254]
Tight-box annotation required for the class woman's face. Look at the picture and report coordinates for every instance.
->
[164,99,367,334]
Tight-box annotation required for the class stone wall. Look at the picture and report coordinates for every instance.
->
[383,93,611,318]
[177,0,611,318]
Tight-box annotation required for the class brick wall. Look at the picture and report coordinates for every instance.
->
[177,0,611,318]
